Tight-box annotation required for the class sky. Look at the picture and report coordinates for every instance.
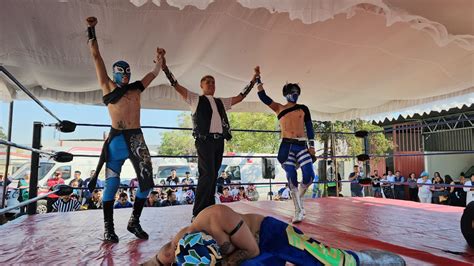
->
[0,100,186,147]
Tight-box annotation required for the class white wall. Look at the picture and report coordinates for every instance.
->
[424,152,474,179]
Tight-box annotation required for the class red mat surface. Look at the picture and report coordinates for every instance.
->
[0,197,472,265]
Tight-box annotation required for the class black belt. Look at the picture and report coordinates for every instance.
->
[195,133,224,140]
[282,138,307,146]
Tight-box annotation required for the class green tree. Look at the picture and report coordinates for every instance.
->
[0,127,6,139]
[226,112,280,153]
[316,120,392,160]
[158,113,195,156]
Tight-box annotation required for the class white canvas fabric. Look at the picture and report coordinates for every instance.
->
[0,0,473,121]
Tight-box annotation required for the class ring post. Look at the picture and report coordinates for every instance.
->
[27,122,42,215]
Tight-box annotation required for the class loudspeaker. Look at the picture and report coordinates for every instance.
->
[262,158,275,179]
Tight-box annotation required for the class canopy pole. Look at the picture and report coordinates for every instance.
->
[1,101,14,209]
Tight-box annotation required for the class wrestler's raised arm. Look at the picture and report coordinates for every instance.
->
[229,66,260,106]
[140,48,163,89]
[86,17,115,95]
[158,48,190,101]
[256,67,283,113]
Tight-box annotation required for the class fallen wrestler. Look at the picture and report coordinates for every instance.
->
[86,16,161,242]
[143,204,405,266]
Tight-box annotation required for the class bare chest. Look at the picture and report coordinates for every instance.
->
[279,110,305,127]
[108,90,141,111]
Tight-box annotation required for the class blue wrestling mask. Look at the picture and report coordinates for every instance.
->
[112,60,131,86]
[283,83,301,103]
[175,231,222,266]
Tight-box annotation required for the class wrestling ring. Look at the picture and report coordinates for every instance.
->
[0,65,473,265]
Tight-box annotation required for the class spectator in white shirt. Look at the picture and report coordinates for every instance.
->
[417,171,433,204]
[463,173,474,206]
[230,184,240,197]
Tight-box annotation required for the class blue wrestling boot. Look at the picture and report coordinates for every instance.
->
[354,250,406,266]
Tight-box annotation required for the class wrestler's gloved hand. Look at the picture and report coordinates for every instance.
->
[151,50,162,76]
[86,17,97,42]
[240,66,261,98]
[254,66,262,84]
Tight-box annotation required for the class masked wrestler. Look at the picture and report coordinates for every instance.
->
[142,204,405,266]
[86,17,161,243]
[256,69,316,223]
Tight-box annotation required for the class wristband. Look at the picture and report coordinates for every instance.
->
[151,57,161,76]
[163,66,178,87]
[240,81,254,98]
[87,26,96,42]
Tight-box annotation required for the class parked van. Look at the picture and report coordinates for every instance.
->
[154,164,196,185]
[6,147,136,214]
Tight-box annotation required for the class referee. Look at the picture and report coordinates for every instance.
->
[52,194,81,212]
[159,49,259,218]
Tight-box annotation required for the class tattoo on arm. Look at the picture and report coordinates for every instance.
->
[117,121,127,130]
[222,250,250,266]
[220,242,233,255]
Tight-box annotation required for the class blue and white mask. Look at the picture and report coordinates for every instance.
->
[282,83,301,103]
[112,60,131,86]
[285,92,299,103]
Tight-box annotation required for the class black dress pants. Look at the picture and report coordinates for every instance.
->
[192,137,224,216]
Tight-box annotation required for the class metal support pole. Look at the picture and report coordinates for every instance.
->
[268,176,273,201]
[27,122,42,215]
[331,123,339,197]
[1,101,14,208]
[363,136,370,176]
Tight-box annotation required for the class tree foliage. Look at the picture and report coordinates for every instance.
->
[0,127,6,139]
[315,120,392,160]
[158,113,195,156]
[226,112,280,153]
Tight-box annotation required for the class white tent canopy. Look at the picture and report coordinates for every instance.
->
[1,0,473,121]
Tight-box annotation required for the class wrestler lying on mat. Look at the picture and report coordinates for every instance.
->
[143,204,405,266]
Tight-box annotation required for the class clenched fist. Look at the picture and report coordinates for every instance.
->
[86,17,97,27]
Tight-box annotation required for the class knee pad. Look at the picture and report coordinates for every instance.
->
[103,176,120,201]
[283,164,298,188]
[136,187,151,199]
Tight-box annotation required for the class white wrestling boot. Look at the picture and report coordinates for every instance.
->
[353,250,406,266]
[298,184,309,216]
[290,189,304,223]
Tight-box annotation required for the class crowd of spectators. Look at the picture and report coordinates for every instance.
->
[11,164,472,216]
[218,182,259,203]
[348,165,471,207]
